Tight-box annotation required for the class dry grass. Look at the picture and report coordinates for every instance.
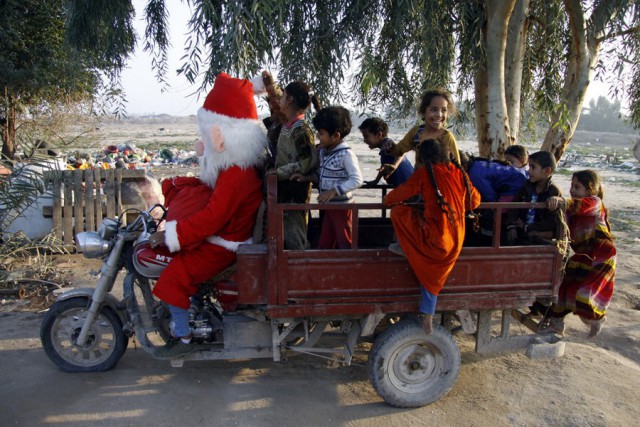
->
[0,233,72,311]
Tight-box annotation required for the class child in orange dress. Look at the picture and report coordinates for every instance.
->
[384,139,480,334]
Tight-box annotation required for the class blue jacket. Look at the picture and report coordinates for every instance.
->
[379,138,413,186]
[468,159,527,202]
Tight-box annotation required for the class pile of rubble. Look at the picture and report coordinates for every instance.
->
[65,144,198,171]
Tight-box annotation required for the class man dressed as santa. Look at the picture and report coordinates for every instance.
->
[149,73,267,359]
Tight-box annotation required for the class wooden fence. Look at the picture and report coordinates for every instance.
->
[43,169,148,249]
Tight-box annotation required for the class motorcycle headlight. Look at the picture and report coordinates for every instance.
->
[76,231,112,258]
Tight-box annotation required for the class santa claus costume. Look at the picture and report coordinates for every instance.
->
[152,73,267,358]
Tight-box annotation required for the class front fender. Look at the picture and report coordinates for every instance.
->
[55,288,127,325]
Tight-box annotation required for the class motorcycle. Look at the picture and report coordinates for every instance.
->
[39,205,262,372]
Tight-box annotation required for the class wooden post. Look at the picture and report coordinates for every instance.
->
[84,170,95,231]
[94,169,103,224]
[73,170,84,235]
[105,169,115,219]
[116,169,123,222]
[63,173,74,246]
[52,177,62,240]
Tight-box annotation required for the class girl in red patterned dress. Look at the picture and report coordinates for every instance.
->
[543,170,616,337]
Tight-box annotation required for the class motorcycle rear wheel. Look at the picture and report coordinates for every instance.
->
[40,297,128,372]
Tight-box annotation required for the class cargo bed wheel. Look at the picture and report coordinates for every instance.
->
[368,317,460,407]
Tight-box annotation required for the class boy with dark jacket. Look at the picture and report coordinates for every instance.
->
[506,151,562,245]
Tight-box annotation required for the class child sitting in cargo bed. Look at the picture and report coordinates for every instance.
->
[504,144,529,177]
[505,151,562,245]
[384,139,480,335]
[459,151,528,245]
[459,152,527,203]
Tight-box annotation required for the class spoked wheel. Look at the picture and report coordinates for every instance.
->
[40,298,128,372]
[369,317,461,408]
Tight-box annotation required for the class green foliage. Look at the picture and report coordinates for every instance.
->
[65,0,136,75]
[60,0,640,131]
[144,0,171,86]
[524,0,567,125]
[165,0,459,116]
[551,103,571,133]
[456,0,485,94]
[0,0,118,159]
[0,0,97,98]
[623,6,640,128]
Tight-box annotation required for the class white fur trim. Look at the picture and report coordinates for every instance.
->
[197,109,267,187]
[164,220,180,253]
[250,75,266,94]
[206,236,253,252]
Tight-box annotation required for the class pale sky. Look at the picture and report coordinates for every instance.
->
[121,0,613,117]
[120,0,199,116]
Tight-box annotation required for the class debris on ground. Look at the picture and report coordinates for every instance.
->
[64,143,198,171]
[0,235,73,312]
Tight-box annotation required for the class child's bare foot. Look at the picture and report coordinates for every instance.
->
[422,314,433,335]
[588,317,605,338]
[538,317,565,335]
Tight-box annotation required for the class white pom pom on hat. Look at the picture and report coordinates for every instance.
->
[249,74,266,94]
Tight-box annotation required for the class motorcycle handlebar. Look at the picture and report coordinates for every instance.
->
[124,204,167,235]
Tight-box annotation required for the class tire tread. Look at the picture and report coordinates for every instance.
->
[368,317,461,407]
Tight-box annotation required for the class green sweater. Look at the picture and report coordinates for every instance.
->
[274,118,317,203]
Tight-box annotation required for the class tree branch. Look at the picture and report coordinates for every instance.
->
[597,26,640,43]
[563,0,588,57]
[589,0,629,41]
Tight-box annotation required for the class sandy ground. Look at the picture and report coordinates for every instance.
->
[0,119,639,426]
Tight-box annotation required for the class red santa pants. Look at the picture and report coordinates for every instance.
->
[152,242,236,309]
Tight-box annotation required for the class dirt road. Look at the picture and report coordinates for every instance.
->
[1,263,639,426]
[1,124,639,425]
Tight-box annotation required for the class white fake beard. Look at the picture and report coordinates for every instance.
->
[197,109,268,188]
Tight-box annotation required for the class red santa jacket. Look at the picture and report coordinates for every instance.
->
[163,166,262,253]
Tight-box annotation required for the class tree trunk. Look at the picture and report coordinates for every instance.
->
[475,66,491,158]
[2,88,17,161]
[477,0,516,159]
[540,47,599,160]
[504,0,530,143]
[541,0,617,160]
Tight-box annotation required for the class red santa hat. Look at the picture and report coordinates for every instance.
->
[201,72,264,120]
[197,73,267,187]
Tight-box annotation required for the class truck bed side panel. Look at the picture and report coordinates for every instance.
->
[234,244,563,317]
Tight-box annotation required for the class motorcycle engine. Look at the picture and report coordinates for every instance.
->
[188,296,224,342]
[157,295,223,344]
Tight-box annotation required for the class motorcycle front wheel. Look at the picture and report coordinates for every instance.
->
[40,297,128,372]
